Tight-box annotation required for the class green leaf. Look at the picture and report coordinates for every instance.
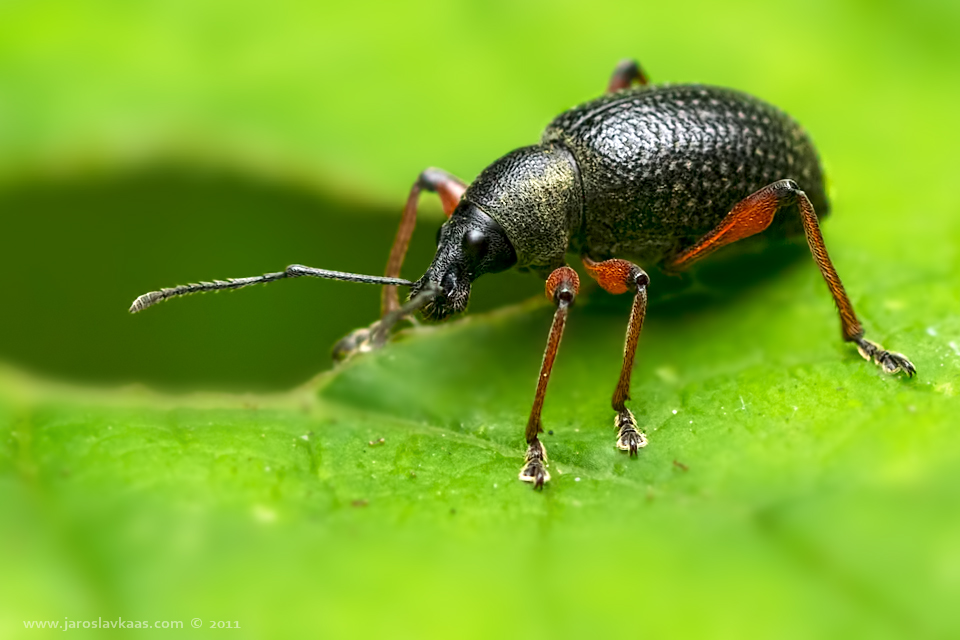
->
[3,240,960,636]
[2,0,960,637]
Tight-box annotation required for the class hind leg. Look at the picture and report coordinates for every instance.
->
[669,179,916,376]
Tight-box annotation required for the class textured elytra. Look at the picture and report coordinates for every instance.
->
[542,84,830,263]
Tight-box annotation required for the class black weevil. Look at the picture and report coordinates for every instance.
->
[131,59,916,489]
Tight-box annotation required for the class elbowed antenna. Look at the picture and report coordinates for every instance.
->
[129,264,415,313]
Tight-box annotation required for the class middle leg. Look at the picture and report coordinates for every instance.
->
[583,256,650,455]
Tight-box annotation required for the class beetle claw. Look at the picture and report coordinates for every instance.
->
[615,409,648,456]
[878,350,917,376]
[518,460,549,489]
[519,439,550,489]
[856,338,917,377]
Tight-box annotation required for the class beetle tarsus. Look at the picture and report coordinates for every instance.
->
[518,438,550,489]
[331,323,375,362]
[615,409,647,456]
[855,338,917,377]
[332,283,440,362]
[330,315,414,362]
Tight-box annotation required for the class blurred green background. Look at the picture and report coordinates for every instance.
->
[2,0,960,638]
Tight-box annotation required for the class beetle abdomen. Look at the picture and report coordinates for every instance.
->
[542,84,829,264]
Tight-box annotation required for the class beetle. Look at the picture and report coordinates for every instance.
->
[131,58,917,489]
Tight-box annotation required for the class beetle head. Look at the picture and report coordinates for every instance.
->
[410,202,517,321]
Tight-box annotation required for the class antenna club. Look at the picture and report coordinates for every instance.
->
[129,291,162,313]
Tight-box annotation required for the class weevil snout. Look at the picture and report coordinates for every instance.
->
[411,202,517,321]
[412,267,470,321]
[440,271,460,298]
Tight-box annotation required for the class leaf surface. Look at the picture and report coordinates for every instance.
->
[2,0,960,637]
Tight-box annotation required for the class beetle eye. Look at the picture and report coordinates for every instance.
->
[462,229,489,262]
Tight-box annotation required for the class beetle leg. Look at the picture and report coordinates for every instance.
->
[519,266,580,489]
[332,168,466,361]
[607,58,649,93]
[382,168,466,316]
[583,256,650,455]
[668,179,916,376]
